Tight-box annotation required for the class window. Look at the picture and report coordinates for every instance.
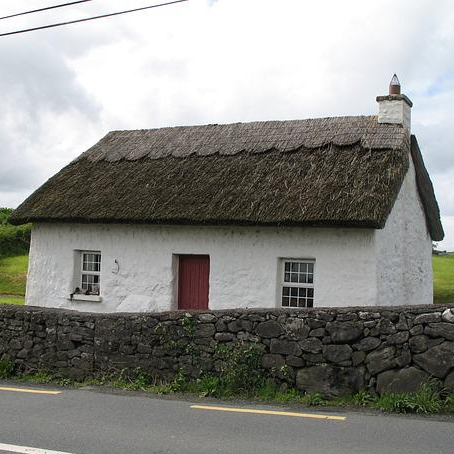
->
[80,251,101,295]
[281,260,314,308]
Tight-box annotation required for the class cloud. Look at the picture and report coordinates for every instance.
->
[1,0,454,249]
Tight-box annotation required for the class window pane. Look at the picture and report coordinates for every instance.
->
[308,263,314,273]
[282,297,289,307]
[307,298,314,308]
[307,274,313,284]
[93,254,101,271]
[83,252,101,272]
[291,263,298,272]
[299,274,308,284]
[81,273,100,293]
[284,262,290,272]
[308,288,314,298]
[290,273,298,283]
[290,288,298,297]
[84,262,94,272]
[284,272,290,282]
[282,287,289,297]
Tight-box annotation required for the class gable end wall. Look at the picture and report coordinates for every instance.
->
[374,155,433,305]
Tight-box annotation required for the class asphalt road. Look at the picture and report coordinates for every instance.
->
[0,381,453,454]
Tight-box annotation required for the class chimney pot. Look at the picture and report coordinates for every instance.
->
[389,73,401,95]
[376,75,412,131]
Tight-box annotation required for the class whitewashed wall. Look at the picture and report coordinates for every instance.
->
[26,222,377,312]
[25,152,432,312]
[375,156,433,306]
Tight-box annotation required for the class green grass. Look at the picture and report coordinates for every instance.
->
[433,254,454,304]
[0,297,24,305]
[0,254,28,297]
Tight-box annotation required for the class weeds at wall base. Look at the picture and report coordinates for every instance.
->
[0,357,14,379]
[3,364,454,416]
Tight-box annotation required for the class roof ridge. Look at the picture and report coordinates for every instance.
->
[80,115,405,163]
[107,115,379,134]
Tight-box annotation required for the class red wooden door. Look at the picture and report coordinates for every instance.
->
[178,255,210,310]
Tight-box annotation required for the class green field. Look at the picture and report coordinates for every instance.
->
[0,254,453,306]
[0,254,28,295]
[433,254,454,304]
[0,297,25,305]
[0,254,27,305]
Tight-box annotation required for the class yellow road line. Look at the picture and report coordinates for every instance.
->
[190,405,346,421]
[0,386,61,395]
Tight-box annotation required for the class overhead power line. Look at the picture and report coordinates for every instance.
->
[0,1,95,21]
[0,0,189,37]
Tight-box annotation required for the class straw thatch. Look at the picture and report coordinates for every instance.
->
[9,116,443,240]
[410,136,444,241]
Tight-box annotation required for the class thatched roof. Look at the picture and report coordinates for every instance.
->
[10,116,443,240]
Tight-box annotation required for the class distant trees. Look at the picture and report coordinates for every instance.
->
[0,208,31,258]
[0,208,13,225]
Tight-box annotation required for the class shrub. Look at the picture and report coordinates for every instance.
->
[0,208,31,258]
[0,357,14,379]
[215,342,264,396]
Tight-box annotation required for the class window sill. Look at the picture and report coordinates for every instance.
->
[70,295,103,303]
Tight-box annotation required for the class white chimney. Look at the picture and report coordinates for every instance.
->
[376,74,412,132]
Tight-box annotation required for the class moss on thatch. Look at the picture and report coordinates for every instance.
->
[9,116,443,240]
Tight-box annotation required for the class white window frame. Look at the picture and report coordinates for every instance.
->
[80,251,101,295]
[280,259,315,308]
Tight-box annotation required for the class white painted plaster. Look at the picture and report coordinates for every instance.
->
[25,152,433,312]
[375,155,433,306]
[377,99,411,131]
[26,223,377,312]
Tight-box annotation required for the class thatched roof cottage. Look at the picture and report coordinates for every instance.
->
[11,77,443,312]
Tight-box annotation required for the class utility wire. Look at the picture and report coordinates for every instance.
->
[0,1,95,21]
[0,0,189,37]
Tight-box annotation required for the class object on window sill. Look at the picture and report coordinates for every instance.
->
[71,286,100,297]
[69,294,102,303]
[70,287,102,302]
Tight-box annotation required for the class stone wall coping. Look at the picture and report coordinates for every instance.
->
[0,303,449,319]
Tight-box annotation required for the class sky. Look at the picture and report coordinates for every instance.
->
[0,0,453,249]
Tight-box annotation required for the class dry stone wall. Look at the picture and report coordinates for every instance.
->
[2,305,454,397]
